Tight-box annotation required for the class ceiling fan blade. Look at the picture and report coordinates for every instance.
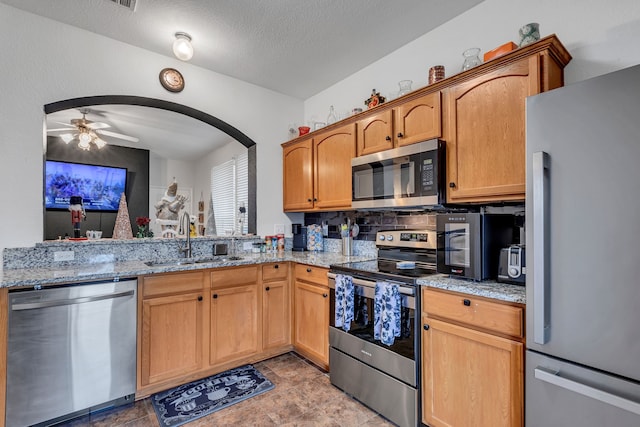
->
[86,121,111,130]
[53,121,75,128]
[47,128,76,132]
[96,129,139,143]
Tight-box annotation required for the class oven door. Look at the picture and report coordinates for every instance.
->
[351,139,443,209]
[328,274,417,386]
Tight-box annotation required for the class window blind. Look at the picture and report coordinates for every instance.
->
[210,152,248,235]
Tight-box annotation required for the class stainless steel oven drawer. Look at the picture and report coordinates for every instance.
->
[329,327,415,386]
[330,347,417,427]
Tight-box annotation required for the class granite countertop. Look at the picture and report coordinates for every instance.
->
[1,251,526,304]
[0,252,374,289]
[417,274,526,304]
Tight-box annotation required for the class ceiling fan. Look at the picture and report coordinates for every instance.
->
[47,109,140,150]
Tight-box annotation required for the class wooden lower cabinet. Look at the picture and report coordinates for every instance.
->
[293,264,329,369]
[139,272,208,387]
[210,283,259,365]
[262,263,291,350]
[421,288,524,427]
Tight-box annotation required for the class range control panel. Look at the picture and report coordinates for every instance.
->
[376,229,437,249]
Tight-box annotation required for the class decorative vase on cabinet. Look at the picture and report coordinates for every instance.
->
[461,47,482,71]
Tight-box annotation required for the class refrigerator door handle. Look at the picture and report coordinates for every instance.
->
[532,151,550,344]
[534,367,640,416]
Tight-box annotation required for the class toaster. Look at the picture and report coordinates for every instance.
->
[497,245,526,285]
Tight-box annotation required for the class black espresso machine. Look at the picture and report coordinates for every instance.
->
[292,223,307,251]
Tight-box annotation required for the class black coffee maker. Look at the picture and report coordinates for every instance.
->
[292,224,307,251]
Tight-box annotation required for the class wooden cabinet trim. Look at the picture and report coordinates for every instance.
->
[210,265,259,289]
[142,271,206,297]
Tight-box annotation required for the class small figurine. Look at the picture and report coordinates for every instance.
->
[365,89,386,109]
[155,179,188,237]
[68,195,86,238]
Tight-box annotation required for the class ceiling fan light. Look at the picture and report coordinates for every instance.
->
[94,138,107,149]
[78,131,92,144]
[78,139,91,150]
[173,32,193,61]
[60,134,74,144]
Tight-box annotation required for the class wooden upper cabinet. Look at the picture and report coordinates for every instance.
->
[283,123,355,212]
[394,91,442,147]
[445,56,539,202]
[357,109,393,156]
[314,123,356,210]
[283,138,314,211]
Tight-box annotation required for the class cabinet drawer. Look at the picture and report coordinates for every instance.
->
[211,265,259,289]
[294,264,328,286]
[142,271,205,297]
[262,262,289,281]
[422,288,523,338]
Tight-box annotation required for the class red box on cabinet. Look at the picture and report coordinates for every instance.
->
[484,41,517,62]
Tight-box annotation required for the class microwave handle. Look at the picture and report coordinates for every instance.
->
[532,151,550,344]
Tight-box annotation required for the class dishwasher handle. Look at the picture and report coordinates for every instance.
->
[11,289,135,311]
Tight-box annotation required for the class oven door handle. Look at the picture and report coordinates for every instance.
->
[328,273,416,297]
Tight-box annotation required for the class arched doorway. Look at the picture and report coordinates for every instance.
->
[44,95,257,235]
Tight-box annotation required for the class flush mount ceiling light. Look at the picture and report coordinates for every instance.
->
[172,32,194,61]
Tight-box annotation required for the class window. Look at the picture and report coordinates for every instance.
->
[210,152,248,235]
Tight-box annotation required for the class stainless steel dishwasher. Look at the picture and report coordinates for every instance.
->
[6,278,137,427]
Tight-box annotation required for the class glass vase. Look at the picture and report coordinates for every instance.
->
[461,47,482,71]
[397,80,413,97]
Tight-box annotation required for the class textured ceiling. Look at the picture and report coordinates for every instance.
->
[2,0,483,99]
[8,0,483,159]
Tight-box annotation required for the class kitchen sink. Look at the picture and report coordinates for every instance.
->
[144,259,196,267]
[145,256,244,267]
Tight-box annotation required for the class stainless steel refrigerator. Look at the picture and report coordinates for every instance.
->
[525,64,640,426]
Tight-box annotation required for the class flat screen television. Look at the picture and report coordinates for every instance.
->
[45,160,127,212]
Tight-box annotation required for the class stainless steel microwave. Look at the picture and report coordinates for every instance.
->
[351,139,445,209]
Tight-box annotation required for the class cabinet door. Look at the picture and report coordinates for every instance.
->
[394,91,442,146]
[262,279,291,350]
[314,123,356,210]
[140,292,205,386]
[422,317,524,427]
[445,56,540,203]
[283,138,314,211]
[210,284,259,366]
[294,280,329,369]
[356,109,393,156]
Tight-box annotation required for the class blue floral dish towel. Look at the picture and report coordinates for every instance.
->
[374,281,401,345]
[334,274,354,331]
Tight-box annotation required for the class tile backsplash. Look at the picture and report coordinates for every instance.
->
[304,211,437,241]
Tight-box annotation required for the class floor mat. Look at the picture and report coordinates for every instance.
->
[150,364,275,427]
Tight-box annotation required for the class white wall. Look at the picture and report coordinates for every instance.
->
[304,0,640,123]
[0,4,303,257]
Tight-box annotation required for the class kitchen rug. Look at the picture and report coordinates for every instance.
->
[151,364,274,427]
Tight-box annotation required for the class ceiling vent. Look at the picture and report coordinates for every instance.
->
[109,0,137,11]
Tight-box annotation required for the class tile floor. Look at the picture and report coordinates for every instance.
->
[60,352,395,426]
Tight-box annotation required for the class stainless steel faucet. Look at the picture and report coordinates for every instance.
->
[179,211,192,258]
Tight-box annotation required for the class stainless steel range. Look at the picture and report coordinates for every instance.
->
[328,229,436,427]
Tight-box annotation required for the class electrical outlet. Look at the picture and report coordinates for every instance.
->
[53,251,75,262]
[274,224,285,235]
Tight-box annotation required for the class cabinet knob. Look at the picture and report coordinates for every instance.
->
[385,136,391,141]
[265,286,270,291]
[198,295,203,301]
[423,324,430,331]
[322,293,328,298]
[307,198,312,202]
[213,294,218,299]
[397,132,404,138]
[313,198,318,202]
[274,264,279,269]
[306,268,312,273]
[449,182,456,188]
[463,299,471,306]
